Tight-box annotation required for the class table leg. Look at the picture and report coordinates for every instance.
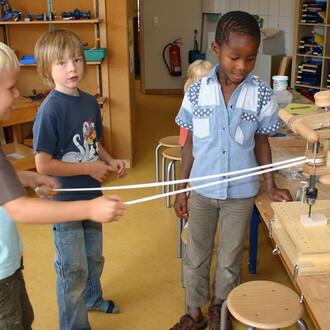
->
[249,206,261,274]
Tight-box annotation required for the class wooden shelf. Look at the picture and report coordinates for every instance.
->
[291,0,330,91]
[20,60,103,67]
[0,19,100,25]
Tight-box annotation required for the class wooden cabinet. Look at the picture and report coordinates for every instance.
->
[0,0,111,168]
[1,0,136,167]
[291,0,330,91]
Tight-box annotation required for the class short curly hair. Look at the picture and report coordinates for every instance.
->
[34,29,86,87]
[215,11,260,46]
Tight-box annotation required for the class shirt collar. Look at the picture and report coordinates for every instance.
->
[206,64,257,86]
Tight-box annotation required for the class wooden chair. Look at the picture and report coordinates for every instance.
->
[155,135,180,184]
[161,146,182,207]
[220,280,308,330]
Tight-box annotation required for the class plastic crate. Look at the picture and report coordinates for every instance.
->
[20,55,36,64]
[84,48,106,61]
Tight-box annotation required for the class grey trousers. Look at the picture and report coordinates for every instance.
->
[184,190,255,308]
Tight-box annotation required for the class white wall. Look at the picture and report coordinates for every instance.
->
[142,0,202,90]
[142,0,296,91]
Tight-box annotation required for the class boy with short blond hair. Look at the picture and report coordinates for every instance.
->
[0,41,126,330]
[33,29,126,329]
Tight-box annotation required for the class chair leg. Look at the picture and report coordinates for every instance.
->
[155,143,161,182]
[167,160,175,208]
[220,300,228,330]
[178,218,183,258]
[297,319,309,330]
[161,155,166,194]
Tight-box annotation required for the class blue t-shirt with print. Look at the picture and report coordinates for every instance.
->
[175,65,281,199]
[33,89,104,201]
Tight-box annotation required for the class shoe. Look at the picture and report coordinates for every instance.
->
[170,314,208,330]
[208,304,233,330]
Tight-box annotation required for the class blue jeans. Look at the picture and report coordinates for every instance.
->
[52,220,105,330]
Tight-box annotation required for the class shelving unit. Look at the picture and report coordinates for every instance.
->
[0,0,110,169]
[291,0,329,91]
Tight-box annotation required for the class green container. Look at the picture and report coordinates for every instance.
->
[84,48,106,61]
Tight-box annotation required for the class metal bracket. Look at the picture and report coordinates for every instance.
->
[269,219,274,238]
[293,264,313,284]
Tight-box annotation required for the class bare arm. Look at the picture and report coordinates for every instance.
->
[3,195,126,224]
[254,134,292,202]
[17,170,60,199]
[35,151,114,183]
[98,143,126,178]
[174,130,194,219]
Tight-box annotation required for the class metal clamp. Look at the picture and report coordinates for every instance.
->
[293,264,313,284]
[300,294,304,304]
[269,219,274,238]
[272,244,281,255]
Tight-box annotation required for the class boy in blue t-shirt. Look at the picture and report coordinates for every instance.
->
[171,11,292,330]
[0,42,126,330]
[33,29,126,330]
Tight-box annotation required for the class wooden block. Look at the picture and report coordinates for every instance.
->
[300,214,327,226]
[271,201,330,276]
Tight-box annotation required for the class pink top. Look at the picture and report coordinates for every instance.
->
[179,127,188,147]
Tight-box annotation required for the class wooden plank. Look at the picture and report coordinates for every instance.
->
[2,142,35,170]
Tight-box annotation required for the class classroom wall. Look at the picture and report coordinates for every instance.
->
[141,0,203,92]
[141,0,295,91]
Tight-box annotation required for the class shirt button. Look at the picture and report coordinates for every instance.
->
[223,151,226,154]
[230,105,234,109]
[223,126,226,130]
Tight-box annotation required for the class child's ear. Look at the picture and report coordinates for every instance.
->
[211,41,220,57]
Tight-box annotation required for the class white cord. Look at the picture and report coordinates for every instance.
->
[52,156,308,192]
[124,158,310,205]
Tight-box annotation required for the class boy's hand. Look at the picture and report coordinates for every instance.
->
[108,159,126,178]
[18,171,60,199]
[267,186,293,202]
[174,192,189,219]
[89,160,114,182]
[88,195,127,222]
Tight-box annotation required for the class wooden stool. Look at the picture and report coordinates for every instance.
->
[220,280,308,330]
[162,147,182,207]
[155,135,180,184]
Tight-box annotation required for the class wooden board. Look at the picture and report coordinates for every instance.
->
[2,142,35,170]
[271,200,330,275]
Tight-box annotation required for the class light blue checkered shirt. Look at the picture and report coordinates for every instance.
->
[175,65,281,199]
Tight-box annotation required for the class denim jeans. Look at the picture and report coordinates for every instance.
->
[52,220,105,330]
[0,269,34,330]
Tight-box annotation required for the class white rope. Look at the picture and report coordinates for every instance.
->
[52,156,308,192]
[124,157,310,205]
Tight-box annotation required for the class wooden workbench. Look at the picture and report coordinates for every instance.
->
[0,97,42,170]
[255,137,330,330]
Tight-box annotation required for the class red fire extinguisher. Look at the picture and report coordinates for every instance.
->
[163,38,182,76]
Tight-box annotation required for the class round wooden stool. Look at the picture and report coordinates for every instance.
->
[220,280,308,330]
[162,146,182,207]
[155,135,180,183]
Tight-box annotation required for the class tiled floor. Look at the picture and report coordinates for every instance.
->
[19,80,315,329]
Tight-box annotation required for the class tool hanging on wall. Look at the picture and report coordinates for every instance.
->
[188,30,201,64]
[162,37,182,76]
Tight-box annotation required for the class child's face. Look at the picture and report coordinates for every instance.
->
[0,65,19,121]
[212,32,259,85]
[51,48,84,96]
